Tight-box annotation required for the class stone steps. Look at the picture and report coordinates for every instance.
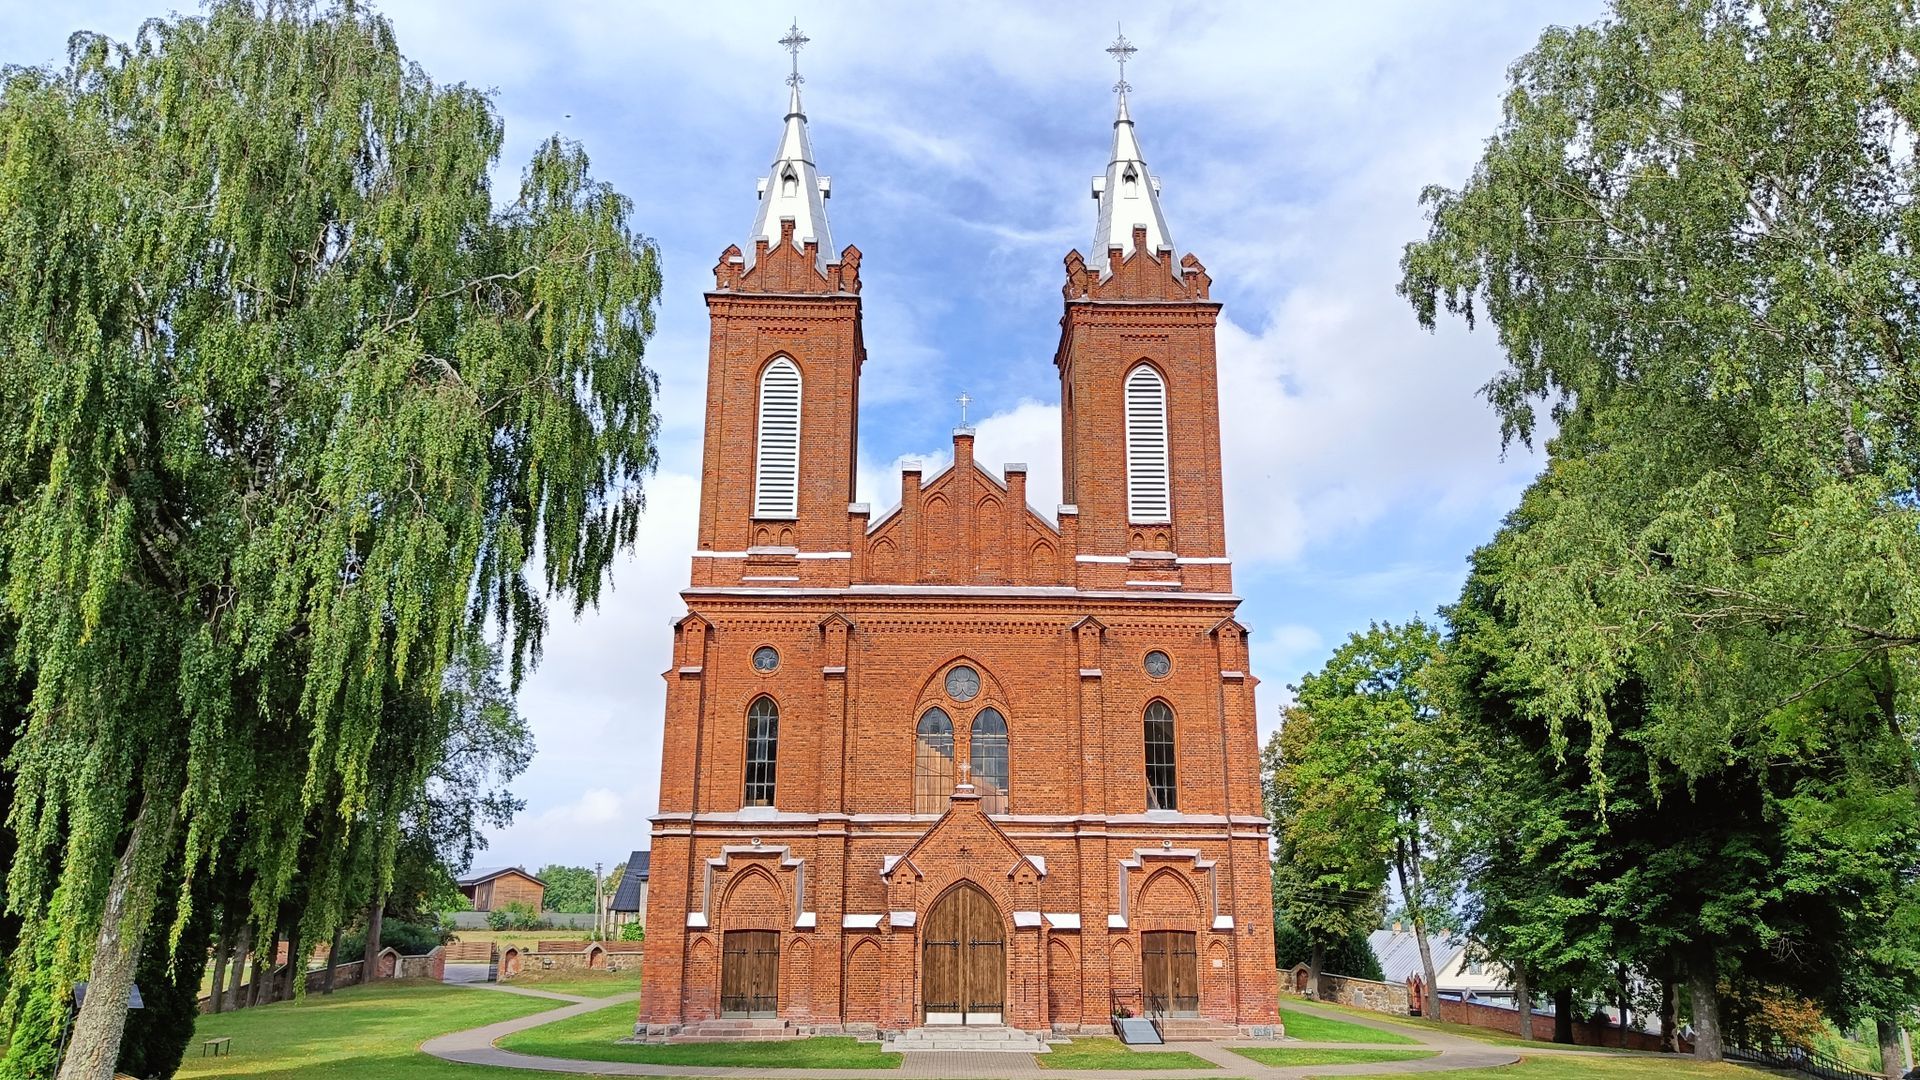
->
[1156,1018,1245,1041]
[666,1019,803,1043]
[886,1025,1052,1054]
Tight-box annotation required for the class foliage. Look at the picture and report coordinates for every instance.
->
[618,921,645,943]
[338,919,448,961]
[1400,0,1920,1053]
[114,865,210,1080]
[535,866,597,914]
[1721,985,1830,1050]
[0,1,661,1071]
[1264,709,1388,973]
[1274,921,1382,981]
[485,903,542,932]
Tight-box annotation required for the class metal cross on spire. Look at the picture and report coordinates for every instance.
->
[780,20,810,88]
[956,391,972,427]
[1106,24,1137,95]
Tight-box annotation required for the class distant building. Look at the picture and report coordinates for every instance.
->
[459,866,546,913]
[1368,927,1514,1003]
[610,850,650,930]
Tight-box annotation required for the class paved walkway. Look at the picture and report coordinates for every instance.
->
[420,989,1536,1079]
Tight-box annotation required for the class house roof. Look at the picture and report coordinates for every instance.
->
[1367,928,1464,985]
[610,851,650,912]
[458,865,544,889]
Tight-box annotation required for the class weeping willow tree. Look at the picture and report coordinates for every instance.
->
[0,4,662,1076]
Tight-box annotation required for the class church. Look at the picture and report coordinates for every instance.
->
[639,29,1279,1041]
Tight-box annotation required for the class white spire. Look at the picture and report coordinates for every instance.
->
[749,22,834,274]
[1091,29,1174,277]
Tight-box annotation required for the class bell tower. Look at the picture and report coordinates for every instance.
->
[694,23,865,588]
[1056,34,1229,594]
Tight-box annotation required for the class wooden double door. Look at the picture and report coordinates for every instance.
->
[921,883,1004,1025]
[721,930,779,1017]
[1142,931,1199,1016]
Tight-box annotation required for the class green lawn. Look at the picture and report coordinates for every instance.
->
[1293,998,1637,1052]
[176,980,575,1079]
[1231,1047,1438,1066]
[496,999,897,1068]
[497,969,640,998]
[1277,1006,1419,1045]
[1036,1036,1218,1070]
[1343,1053,1757,1079]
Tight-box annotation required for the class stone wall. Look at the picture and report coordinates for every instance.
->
[1319,974,1411,1014]
[501,942,640,980]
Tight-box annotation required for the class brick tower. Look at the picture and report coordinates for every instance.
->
[640,31,1279,1041]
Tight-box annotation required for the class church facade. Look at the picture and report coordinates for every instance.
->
[639,43,1279,1039]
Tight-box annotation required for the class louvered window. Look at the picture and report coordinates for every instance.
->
[754,357,801,518]
[1125,364,1170,523]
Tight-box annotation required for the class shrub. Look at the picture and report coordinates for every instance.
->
[486,901,541,931]
[340,918,449,958]
[620,921,645,943]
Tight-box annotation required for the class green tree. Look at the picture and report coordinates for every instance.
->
[537,866,597,915]
[1286,621,1459,1016]
[0,5,661,1075]
[1401,0,1920,1061]
[1263,707,1389,998]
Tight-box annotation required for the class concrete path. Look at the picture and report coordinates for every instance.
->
[420,991,1534,1079]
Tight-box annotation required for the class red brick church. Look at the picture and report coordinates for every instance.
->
[640,31,1279,1040]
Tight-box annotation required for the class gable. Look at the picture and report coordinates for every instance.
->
[861,454,1062,587]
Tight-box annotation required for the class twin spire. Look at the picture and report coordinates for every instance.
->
[745,23,1176,279]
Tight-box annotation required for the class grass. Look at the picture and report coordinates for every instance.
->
[496,999,898,1069]
[1277,1006,1419,1045]
[176,980,570,1079]
[496,969,640,997]
[1290,998,1636,1052]
[1343,1053,1759,1079]
[1036,1036,1219,1070]
[1231,1047,1438,1066]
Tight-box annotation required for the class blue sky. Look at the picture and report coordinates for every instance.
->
[7,2,1604,872]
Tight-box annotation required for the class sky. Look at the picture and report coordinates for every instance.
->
[4,1,1607,874]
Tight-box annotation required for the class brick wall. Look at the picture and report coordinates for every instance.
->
[1435,998,1686,1053]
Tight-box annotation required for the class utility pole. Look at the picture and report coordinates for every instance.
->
[593,861,603,941]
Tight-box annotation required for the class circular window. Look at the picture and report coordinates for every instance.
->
[1144,650,1172,678]
[752,646,780,673]
[945,666,980,702]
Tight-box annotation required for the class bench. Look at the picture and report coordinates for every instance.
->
[202,1036,231,1057]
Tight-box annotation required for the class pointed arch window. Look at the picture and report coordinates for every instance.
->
[1145,701,1177,811]
[914,708,955,815]
[1124,364,1170,523]
[1122,165,1140,198]
[745,696,779,807]
[970,708,1009,815]
[754,357,801,519]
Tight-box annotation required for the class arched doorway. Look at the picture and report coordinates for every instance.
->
[921,883,1004,1025]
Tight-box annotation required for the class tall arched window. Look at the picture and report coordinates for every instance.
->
[1144,701,1177,811]
[914,708,955,815]
[745,697,779,807]
[1124,364,1170,523]
[754,357,801,519]
[970,708,1009,815]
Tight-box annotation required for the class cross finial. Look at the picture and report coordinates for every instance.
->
[1106,24,1137,95]
[780,20,810,88]
[958,761,972,781]
[956,391,972,427]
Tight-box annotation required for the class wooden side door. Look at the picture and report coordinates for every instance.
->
[923,896,963,1024]
[962,890,1004,1023]
[722,930,779,1017]
[1169,931,1199,1015]
[1142,931,1170,1015]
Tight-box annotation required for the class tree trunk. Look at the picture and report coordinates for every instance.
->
[1513,961,1532,1041]
[1553,987,1574,1044]
[249,937,273,1007]
[1879,1018,1906,1080]
[1308,941,1325,1000]
[1617,964,1629,1048]
[282,924,303,1002]
[1688,953,1723,1062]
[1660,969,1679,1053]
[1395,838,1440,1021]
[55,794,166,1080]
[227,922,252,1011]
[361,897,384,980]
[324,927,342,994]
[208,933,230,1014]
